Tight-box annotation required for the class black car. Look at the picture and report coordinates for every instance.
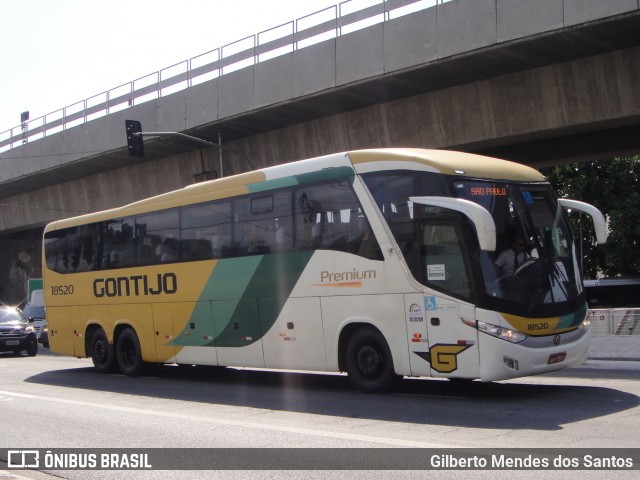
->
[0,306,38,356]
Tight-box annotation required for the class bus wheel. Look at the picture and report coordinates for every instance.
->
[116,328,145,376]
[91,328,117,373]
[345,327,399,393]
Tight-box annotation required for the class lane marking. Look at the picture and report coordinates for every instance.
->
[0,389,452,448]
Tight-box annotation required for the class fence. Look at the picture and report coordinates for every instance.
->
[0,0,452,152]
[588,308,640,336]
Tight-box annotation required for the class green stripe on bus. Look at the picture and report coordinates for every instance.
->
[213,251,313,347]
[247,167,355,193]
[556,302,588,329]
[169,252,313,348]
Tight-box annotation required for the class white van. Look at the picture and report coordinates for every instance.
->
[23,289,46,333]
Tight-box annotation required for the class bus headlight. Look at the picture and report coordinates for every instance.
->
[578,317,591,330]
[477,320,528,344]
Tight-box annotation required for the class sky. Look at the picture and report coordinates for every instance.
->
[0,0,345,135]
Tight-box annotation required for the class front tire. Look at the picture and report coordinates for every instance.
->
[345,327,399,393]
[91,328,117,373]
[26,336,38,357]
[116,327,146,376]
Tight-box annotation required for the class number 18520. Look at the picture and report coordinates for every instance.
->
[51,285,74,295]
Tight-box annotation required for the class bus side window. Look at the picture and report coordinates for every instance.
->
[236,190,293,256]
[181,200,232,259]
[135,210,179,265]
[101,217,135,270]
[69,224,97,272]
[296,181,382,260]
[44,229,68,273]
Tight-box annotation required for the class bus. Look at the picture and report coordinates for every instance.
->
[43,148,607,392]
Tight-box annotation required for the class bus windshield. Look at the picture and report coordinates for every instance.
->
[362,171,583,315]
[454,180,582,310]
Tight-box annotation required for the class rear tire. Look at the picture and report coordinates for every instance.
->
[91,328,118,373]
[116,327,146,376]
[345,327,400,393]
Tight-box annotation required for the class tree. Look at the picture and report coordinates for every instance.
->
[541,156,640,278]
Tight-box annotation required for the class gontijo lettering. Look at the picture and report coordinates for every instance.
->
[93,273,177,297]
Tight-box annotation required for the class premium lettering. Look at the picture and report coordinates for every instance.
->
[320,268,376,283]
[93,273,177,298]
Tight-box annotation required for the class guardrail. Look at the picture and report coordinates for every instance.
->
[588,308,640,336]
[0,0,451,152]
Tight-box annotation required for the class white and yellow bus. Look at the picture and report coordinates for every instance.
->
[43,148,607,392]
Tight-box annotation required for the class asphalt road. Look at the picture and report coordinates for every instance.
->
[1,349,639,480]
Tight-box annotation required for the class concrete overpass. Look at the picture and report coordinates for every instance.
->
[1,0,640,300]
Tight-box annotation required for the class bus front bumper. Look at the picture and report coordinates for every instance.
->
[477,326,590,382]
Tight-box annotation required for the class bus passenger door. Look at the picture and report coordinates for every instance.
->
[419,219,480,379]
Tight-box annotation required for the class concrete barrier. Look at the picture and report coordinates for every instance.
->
[589,335,640,361]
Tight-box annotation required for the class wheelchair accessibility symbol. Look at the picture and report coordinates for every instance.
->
[425,296,437,310]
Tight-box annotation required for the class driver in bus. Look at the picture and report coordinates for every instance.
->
[494,236,529,277]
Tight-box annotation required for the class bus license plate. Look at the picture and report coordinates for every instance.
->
[548,352,566,364]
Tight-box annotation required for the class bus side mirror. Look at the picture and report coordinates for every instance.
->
[410,196,496,252]
[558,199,607,244]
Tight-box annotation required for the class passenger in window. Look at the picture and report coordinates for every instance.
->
[108,244,122,268]
[160,238,179,262]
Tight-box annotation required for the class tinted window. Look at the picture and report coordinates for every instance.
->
[44,175,383,273]
[234,190,294,256]
[295,179,382,259]
[102,218,135,269]
[136,210,180,264]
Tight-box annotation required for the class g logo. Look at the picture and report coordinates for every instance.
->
[415,344,471,373]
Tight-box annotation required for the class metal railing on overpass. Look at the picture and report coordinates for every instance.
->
[0,0,451,152]
[588,308,640,336]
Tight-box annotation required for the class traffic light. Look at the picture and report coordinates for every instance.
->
[125,120,145,157]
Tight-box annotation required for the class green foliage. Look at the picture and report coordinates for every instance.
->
[540,156,640,278]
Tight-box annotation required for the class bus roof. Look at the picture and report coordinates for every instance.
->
[349,148,546,182]
[45,148,546,231]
